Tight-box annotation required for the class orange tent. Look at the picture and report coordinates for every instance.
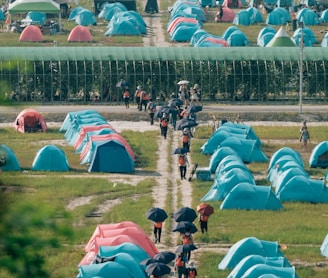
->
[67,25,93,42]
[19,25,43,42]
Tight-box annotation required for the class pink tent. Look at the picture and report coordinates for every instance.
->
[222,0,242,8]
[68,25,93,42]
[19,25,43,42]
[215,7,236,22]
[167,17,199,34]
[13,108,47,133]
[84,221,147,252]
[73,124,115,150]
[80,133,135,162]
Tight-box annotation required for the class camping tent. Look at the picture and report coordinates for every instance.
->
[88,139,135,173]
[32,145,70,171]
[208,146,239,172]
[320,233,328,258]
[215,6,235,22]
[266,7,290,25]
[266,27,296,47]
[19,25,43,42]
[60,110,104,132]
[218,237,286,270]
[240,264,297,278]
[68,25,93,42]
[297,7,320,25]
[228,254,291,278]
[13,108,47,133]
[98,2,127,20]
[0,144,21,171]
[75,9,97,26]
[309,141,328,168]
[8,0,60,14]
[268,147,303,172]
[220,183,283,210]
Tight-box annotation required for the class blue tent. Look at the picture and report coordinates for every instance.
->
[320,233,328,258]
[98,243,150,263]
[276,175,328,203]
[297,8,320,26]
[309,141,328,168]
[217,137,267,163]
[68,6,84,21]
[247,7,263,23]
[0,10,4,20]
[105,12,145,36]
[228,254,291,278]
[220,183,283,210]
[257,32,275,47]
[32,145,69,171]
[75,9,97,26]
[77,261,134,278]
[87,140,135,173]
[271,167,309,190]
[214,154,247,178]
[201,168,255,201]
[241,264,297,278]
[219,237,285,270]
[258,26,276,41]
[24,11,46,25]
[266,8,290,25]
[0,144,21,171]
[170,22,200,42]
[268,147,303,172]
[320,9,328,23]
[182,6,207,22]
[209,146,239,172]
[222,26,239,41]
[98,3,127,21]
[60,110,104,132]
[233,10,251,26]
[293,28,315,47]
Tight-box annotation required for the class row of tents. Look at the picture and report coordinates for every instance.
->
[60,110,135,173]
[199,121,328,208]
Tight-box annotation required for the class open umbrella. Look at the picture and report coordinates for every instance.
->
[173,221,198,234]
[167,98,183,108]
[174,207,197,222]
[146,262,171,276]
[187,105,203,113]
[196,203,214,216]
[140,258,159,266]
[175,244,198,254]
[146,207,168,222]
[173,147,189,155]
[153,251,176,264]
[176,118,198,130]
[177,80,189,85]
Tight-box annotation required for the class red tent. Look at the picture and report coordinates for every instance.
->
[67,25,93,42]
[215,7,236,22]
[19,25,43,42]
[13,108,47,133]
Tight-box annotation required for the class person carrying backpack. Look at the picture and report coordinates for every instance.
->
[181,230,194,260]
[186,261,197,278]
[153,221,162,243]
[122,88,130,109]
[178,153,189,180]
[199,213,210,234]
[182,128,191,152]
[160,113,169,139]
[146,99,156,125]
[175,253,188,278]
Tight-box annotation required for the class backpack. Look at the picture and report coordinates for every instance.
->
[176,256,185,267]
[182,233,192,244]
[161,118,168,127]
[149,103,156,112]
[183,134,189,143]
[188,269,197,278]
[178,155,185,165]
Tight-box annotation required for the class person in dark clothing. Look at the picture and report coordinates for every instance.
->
[145,0,158,13]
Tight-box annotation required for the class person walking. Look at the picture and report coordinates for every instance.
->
[186,261,197,278]
[140,90,149,111]
[122,87,130,108]
[135,86,142,110]
[182,128,191,152]
[146,99,156,125]
[153,221,162,243]
[181,229,194,261]
[160,113,169,139]
[198,212,209,234]
[175,253,188,278]
[299,125,310,152]
[178,153,189,180]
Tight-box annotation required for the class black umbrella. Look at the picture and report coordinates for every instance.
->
[120,81,130,87]
[176,118,198,130]
[155,106,172,118]
[146,207,168,222]
[172,221,198,234]
[140,258,159,266]
[174,207,197,222]
[153,251,176,264]
[172,147,189,155]
[175,244,198,254]
[146,262,171,276]
[167,98,183,108]
[187,105,203,113]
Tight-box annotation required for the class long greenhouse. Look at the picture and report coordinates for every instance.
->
[1,46,328,103]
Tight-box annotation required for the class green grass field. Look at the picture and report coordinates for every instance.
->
[1,122,328,277]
